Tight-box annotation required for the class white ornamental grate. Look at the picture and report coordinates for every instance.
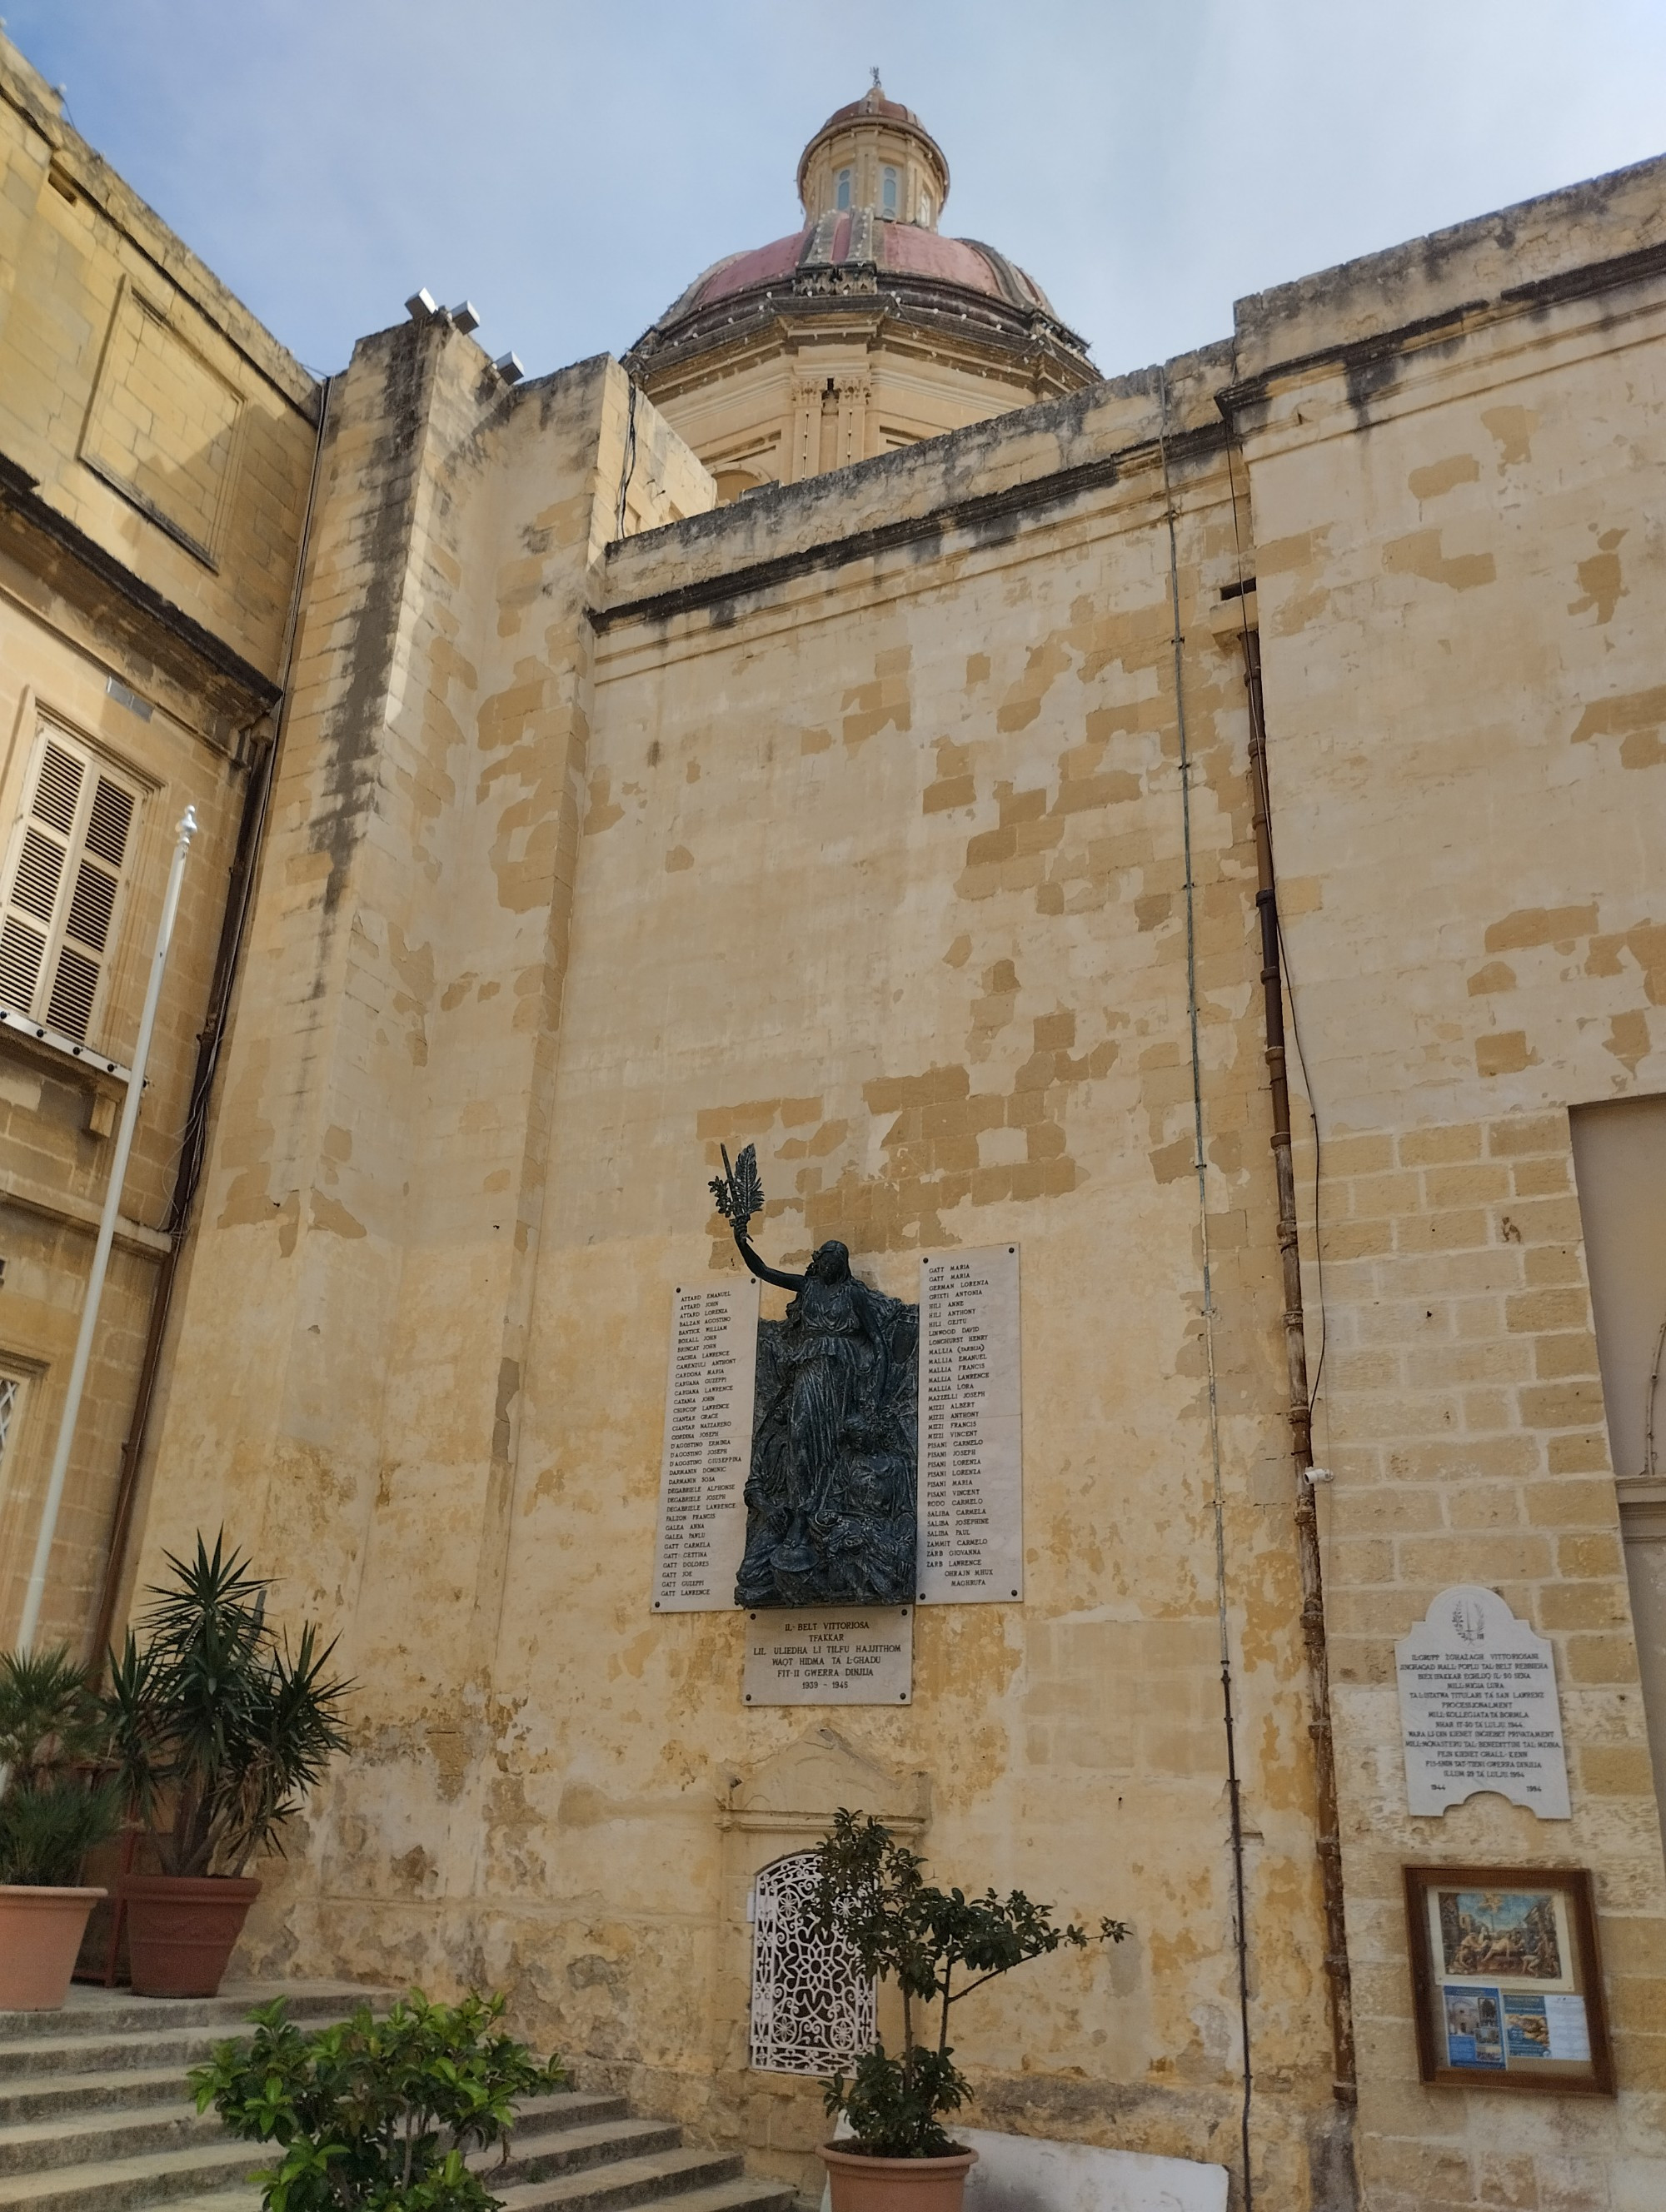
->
[0,1376,16,1459]
[749,1850,877,2076]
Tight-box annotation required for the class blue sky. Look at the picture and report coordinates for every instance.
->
[10,2,1666,383]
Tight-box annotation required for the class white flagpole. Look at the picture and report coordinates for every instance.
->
[17,805,198,1652]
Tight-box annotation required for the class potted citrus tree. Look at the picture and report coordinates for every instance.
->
[808,1811,1127,2212]
[105,1532,352,1997]
[0,1647,123,2009]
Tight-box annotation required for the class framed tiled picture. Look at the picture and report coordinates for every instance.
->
[1404,1865,1614,2095]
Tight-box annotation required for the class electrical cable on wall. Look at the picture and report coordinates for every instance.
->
[1159,366,1255,2212]
[1220,445,1330,1419]
[616,377,640,541]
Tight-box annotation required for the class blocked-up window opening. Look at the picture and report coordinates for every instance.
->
[1571,1098,1666,1483]
[1571,1094,1666,1840]
[749,1850,875,2075]
[0,727,143,1045]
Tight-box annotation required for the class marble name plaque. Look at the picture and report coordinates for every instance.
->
[916,1245,1022,1604]
[651,1278,760,1612]
[742,1607,914,1705]
[1395,1584,1571,1820]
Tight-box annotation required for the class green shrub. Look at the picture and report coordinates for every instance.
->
[191,1988,568,2211]
[809,1810,1128,2159]
[0,1647,122,1886]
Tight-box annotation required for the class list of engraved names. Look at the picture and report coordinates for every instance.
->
[651,1280,758,1612]
[917,1245,1021,1603]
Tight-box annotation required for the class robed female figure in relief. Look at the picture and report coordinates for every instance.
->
[711,1147,917,1607]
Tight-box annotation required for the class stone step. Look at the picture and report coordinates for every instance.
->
[0,1985,390,2044]
[485,2116,684,2187]
[100,2197,257,2212]
[504,2091,635,2136]
[0,2103,226,2176]
[0,2135,266,2211]
[0,2028,265,2080]
[501,2176,796,2212]
[0,2070,191,2125]
[147,2184,796,2212]
[494,2145,746,2212]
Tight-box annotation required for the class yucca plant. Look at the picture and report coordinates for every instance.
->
[0,1647,123,1886]
[104,1532,352,1879]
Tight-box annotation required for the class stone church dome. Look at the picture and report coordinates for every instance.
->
[624,81,1095,500]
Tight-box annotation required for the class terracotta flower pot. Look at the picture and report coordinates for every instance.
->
[819,2143,979,2212]
[123,1874,261,1998]
[0,1885,107,2010]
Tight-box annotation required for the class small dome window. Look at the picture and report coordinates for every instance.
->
[835,167,852,212]
[881,166,899,217]
[918,192,932,227]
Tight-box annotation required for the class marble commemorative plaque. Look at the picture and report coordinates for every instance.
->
[915,1244,1022,1604]
[1395,1584,1571,1820]
[651,1278,760,1612]
[742,1607,913,1705]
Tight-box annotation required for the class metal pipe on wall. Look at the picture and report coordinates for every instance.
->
[18,806,198,1651]
[86,372,334,1666]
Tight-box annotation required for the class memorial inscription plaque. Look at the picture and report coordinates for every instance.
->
[916,1245,1022,1604]
[1395,1585,1571,1820]
[651,1278,760,1612]
[742,1607,913,1705]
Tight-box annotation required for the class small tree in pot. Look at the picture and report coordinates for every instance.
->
[808,1811,1127,2212]
[106,1532,352,1996]
[0,1647,124,2008]
[192,1988,568,2210]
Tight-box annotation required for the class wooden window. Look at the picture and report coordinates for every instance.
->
[0,726,143,1045]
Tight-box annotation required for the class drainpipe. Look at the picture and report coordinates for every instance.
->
[1233,608,1357,2101]
[18,806,198,1650]
[87,373,333,1666]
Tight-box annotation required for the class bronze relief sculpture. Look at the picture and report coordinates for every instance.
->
[710,1146,917,1607]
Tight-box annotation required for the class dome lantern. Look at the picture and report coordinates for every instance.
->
[796,78,950,231]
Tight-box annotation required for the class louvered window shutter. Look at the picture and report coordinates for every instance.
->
[0,729,142,1046]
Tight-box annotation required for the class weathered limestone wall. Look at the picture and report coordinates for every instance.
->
[0,29,315,1647]
[1239,187,1666,2211]
[137,367,1344,2205]
[0,596,248,1643]
[0,33,317,675]
[121,122,1666,2212]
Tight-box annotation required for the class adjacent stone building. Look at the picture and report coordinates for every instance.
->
[2,30,1664,2211]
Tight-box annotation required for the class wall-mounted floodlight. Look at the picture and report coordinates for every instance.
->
[449,301,481,335]
[494,352,526,384]
[405,286,438,322]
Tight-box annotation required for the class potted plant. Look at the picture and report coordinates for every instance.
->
[808,1811,1127,2212]
[105,1532,352,1998]
[191,1987,567,2210]
[0,1646,124,2009]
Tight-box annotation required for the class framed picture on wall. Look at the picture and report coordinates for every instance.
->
[1404,1865,1614,2095]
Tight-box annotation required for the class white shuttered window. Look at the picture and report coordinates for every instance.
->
[0,727,142,1045]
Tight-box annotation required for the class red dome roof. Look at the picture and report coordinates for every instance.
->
[816,88,922,131]
[655,216,1063,329]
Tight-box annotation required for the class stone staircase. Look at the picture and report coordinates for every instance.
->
[0,1985,797,2212]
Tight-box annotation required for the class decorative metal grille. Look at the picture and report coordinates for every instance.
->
[0,1376,17,1465]
[750,1850,876,2076]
